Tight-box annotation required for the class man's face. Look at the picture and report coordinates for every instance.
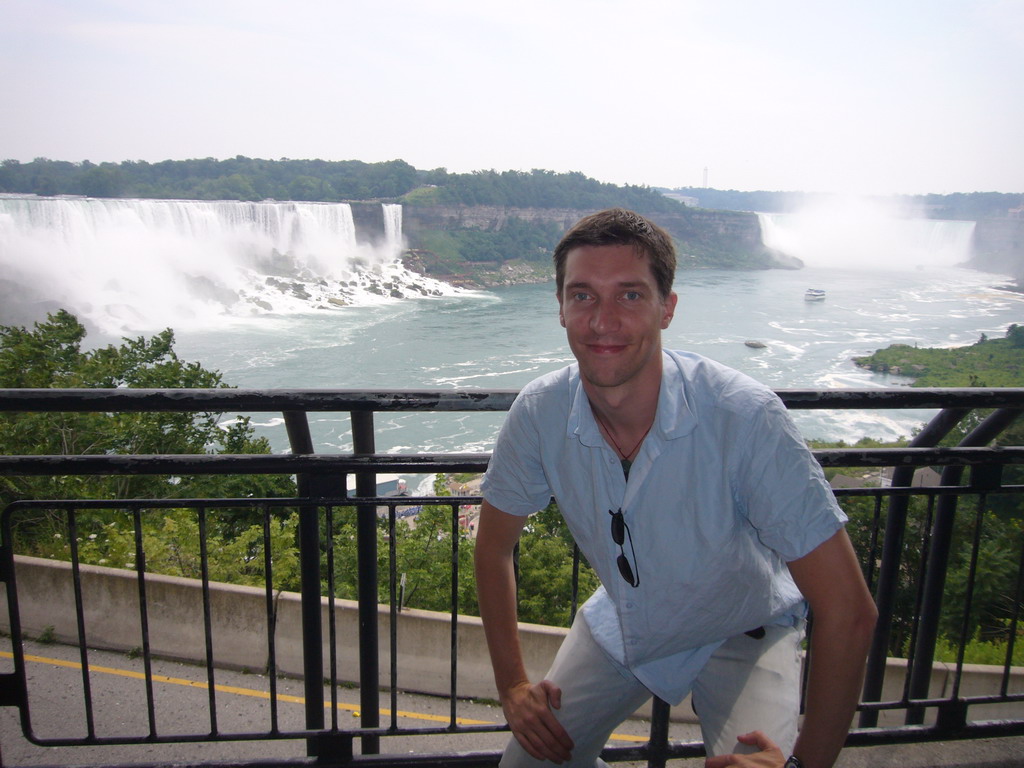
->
[557,243,677,395]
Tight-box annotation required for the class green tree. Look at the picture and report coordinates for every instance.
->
[323,483,598,627]
[853,329,1024,387]
[836,491,933,656]
[328,476,478,616]
[940,511,1024,643]
[288,175,334,201]
[516,500,600,627]
[78,164,124,197]
[0,311,295,541]
[59,507,302,592]
[194,173,262,201]
[820,324,1024,658]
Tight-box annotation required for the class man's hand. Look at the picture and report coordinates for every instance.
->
[705,731,785,768]
[477,503,573,761]
[502,679,574,764]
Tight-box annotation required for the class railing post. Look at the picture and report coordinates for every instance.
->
[905,465,961,725]
[284,411,348,759]
[859,408,968,728]
[646,697,672,768]
[905,408,1022,725]
[352,410,380,754]
[286,411,354,761]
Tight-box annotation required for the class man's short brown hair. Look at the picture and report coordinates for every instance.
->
[553,208,677,299]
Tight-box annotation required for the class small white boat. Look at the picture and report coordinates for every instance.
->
[804,288,826,301]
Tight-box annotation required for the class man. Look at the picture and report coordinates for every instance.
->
[474,209,877,768]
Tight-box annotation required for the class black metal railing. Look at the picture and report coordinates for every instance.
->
[2,387,1024,768]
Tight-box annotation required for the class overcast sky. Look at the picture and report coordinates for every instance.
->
[2,0,1022,196]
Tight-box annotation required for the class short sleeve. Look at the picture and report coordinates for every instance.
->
[734,393,847,561]
[480,392,555,517]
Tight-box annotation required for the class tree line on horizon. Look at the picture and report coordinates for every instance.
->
[2,156,1018,220]
[0,156,682,215]
[666,186,1024,221]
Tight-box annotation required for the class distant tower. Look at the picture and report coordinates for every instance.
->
[703,167,709,188]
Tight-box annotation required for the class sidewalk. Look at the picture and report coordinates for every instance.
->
[2,638,1022,767]
[836,738,1024,767]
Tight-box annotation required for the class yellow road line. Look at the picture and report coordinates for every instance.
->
[0,651,646,742]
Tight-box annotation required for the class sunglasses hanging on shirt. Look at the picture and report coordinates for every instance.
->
[608,508,639,588]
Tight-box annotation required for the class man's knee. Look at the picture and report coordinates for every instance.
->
[500,618,650,766]
[693,625,802,756]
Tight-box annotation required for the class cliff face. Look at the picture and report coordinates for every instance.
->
[350,202,386,245]
[972,219,1024,281]
[402,204,584,232]
[657,208,797,267]
[401,204,797,272]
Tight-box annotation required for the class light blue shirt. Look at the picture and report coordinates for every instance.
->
[481,350,847,704]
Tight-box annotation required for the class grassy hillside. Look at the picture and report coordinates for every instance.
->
[852,325,1024,386]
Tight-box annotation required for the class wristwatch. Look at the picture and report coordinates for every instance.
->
[783,757,804,768]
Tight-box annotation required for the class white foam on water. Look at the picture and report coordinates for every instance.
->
[0,197,463,334]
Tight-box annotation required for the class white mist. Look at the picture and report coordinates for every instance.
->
[0,197,456,334]
[758,197,976,270]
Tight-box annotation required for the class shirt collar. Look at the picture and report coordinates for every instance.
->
[657,350,699,440]
[566,350,699,446]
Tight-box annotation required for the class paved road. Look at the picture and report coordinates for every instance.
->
[0,637,698,767]
[2,636,1022,767]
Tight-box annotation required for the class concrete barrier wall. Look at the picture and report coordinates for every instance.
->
[0,556,563,704]
[3,555,1022,726]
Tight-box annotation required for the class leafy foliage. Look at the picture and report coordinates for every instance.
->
[515,500,599,627]
[322,481,595,628]
[0,314,590,626]
[822,328,1024,659]
[933,631,1024,666]
[0,310,295,541]
[0,157,682,214]
[941,511,1024,642]
[413,217,563,272]
[852,326,1024,387]
[37,507,302,591]
[5,158,1019,221]
[407,168,682,214]
[327,477,479,616]
[840,490,1024,658]
[0,157,419,203]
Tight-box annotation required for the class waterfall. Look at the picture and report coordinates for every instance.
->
[757,200,976,270]
[0,197,455,334]
[382,203,403,254]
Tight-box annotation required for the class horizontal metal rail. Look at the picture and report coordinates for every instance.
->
[1,386,1023,411]
[2,446,1024,476]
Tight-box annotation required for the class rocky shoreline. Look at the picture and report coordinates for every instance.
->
[401,250,554,289]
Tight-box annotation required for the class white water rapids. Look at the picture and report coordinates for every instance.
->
[0,196,458,334]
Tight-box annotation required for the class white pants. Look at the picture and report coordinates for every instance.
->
[499,616,802,768]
